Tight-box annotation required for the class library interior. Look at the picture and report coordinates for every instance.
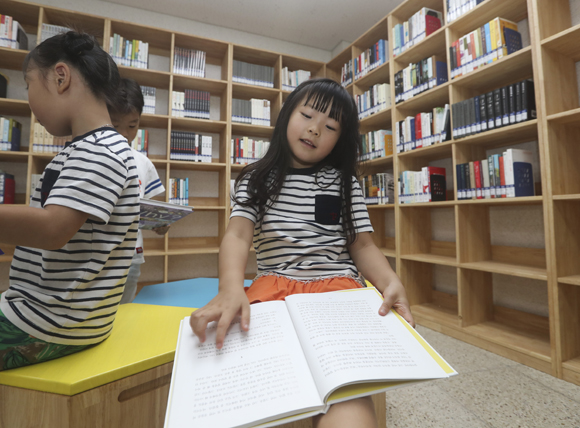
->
[0,0,580,426]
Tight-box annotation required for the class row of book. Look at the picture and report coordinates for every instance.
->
[32,123,68,153]
[231,137,270,165]
[40,23,70,42]
[171,90,211,119]
[130,129,148,155]
[356,83,391,120]
[0,117,21,151]
[0,14,27,49]
[109,33,149,69]
[354,39,388,81]
[232,60,274,88]
[394,56,447,104]
[341,60,353,87]
[232,99,271,126]
[399,167,447,204]
[360,173,395,205]
[360,129,393,161]
[447,0,486,23]
[282,67,311,91]
[170,131,212,162]
[392,8,443,57]
[173,47,206,77]
[395,105,451,153]
[0,170,15,204]
[450,17,522,79]
[168,177,189,206]
[452,79,535,139]
[141,86,156,115]
[457,149,534,200]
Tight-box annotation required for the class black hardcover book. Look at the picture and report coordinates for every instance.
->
[508,84,516,124]
[486,92,495,130]
[456,164,464,199]
[468,99,475,136]
[501,86,509,126]
[493,88,503,129]
[430,173,447,202]
[516,80,522,122]
[449,46,456,71]
[479,93,487,131]
[0,73,6,98]
[474,96,481,133]
[464,163,471,199]
[443,105,451,141]
[521,79,536,121]
[451,103,458,138]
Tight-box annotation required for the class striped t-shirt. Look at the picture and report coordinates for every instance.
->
[0,127,140,346]
[232,166,373,280]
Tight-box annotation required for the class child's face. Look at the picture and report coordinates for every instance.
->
[286,97,341,169]
[25,67,69,136]
[111,111,140,143]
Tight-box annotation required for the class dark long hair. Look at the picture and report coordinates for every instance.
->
[235,77,362,245]
[23,31,120,106]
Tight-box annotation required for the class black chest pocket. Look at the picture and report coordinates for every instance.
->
[315,194,341,225]
[40,169,61,207]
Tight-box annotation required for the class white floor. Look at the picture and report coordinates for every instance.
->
[384,326,580,428]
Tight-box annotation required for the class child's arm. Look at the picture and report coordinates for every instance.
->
[189,216,254,349]
[348,231,415,327]
[0,205,89,250]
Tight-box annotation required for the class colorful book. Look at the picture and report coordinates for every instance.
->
[139,199,194,230]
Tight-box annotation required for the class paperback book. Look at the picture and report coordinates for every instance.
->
[139,199,194,230]
[164,288,456,428]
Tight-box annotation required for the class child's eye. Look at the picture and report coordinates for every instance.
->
[301,112,311,119]
[129,125,137,129]
[326,125,337,131]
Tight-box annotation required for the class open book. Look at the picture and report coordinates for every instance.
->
[164,288,456,428]
[139,199,194,230]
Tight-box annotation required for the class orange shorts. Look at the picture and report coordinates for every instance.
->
[245,274,364,304]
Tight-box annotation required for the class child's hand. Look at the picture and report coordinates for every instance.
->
[189,287,250,349]
[153,225,170,235]
[379,280,415,328]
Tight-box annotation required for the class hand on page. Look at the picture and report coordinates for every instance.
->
[379,280,415,328]
[189,287,251,349]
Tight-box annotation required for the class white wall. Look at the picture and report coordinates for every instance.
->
[32,0,332,62]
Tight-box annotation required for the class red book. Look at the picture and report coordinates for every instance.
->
[474,161,483,199]
[455,40,461,71]
[4,174,15,204]
[499,155,506,198]
[415,113,422,148]
[469,32,477,70]
[425,14,442,37]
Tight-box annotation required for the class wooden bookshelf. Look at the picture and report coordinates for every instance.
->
[329,0,580,385]
[1,0,578,386]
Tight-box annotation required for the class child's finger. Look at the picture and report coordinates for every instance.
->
[393,303,415,328]
[190,308,216,343]
[240,302,251,331]
[215,311,237,349]
[378,293,395,316]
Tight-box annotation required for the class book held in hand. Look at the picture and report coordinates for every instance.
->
[164,288,456,428]
[139,199,194,230]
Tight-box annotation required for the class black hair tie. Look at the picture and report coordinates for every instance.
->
[63,32,95,56]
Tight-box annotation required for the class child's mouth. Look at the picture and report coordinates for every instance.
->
[300,139,315,148]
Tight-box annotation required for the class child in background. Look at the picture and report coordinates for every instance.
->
[108,78,166,304]
[0,31,140,370]
[190,78,414,428]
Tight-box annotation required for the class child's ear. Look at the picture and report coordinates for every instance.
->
[54,62,72,94]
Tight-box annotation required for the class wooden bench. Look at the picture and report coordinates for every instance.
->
[0,303,192,428]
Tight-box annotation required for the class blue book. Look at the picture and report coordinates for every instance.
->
[435,61,448,85]
[484,23,492,63]
[504,27,523,55]
[511,149,534,197]
[10,123,21,152]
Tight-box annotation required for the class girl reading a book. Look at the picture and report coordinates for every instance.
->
[190,78,414,427]
[0,31,140,370]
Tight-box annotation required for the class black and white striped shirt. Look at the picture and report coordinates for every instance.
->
[0,127,140,345]
[232,166,373,281]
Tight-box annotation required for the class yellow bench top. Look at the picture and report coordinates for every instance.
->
[0,303,194,396]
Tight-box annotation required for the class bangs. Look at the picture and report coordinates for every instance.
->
[301,82,353,123]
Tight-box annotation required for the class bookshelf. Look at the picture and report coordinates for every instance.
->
[1,0,579,385]
[328,0,580,384]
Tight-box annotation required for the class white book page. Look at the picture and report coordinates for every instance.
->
[285,288,452,402]
[164,301,324,428]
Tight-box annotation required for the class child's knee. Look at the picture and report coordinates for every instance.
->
[313,396,377,428]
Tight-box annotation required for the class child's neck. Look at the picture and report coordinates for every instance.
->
[66,85,113,139]
[70,109,112,139]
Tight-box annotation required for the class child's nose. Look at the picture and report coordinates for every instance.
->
[308,124,320,136]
